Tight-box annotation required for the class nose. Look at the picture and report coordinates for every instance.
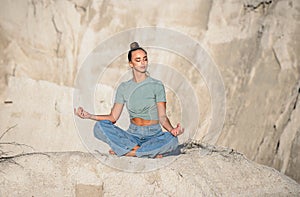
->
[141,59,147,65]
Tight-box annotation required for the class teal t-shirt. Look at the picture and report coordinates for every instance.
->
[114,77,166,120]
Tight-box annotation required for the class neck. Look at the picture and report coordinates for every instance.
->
[132,71,148,83]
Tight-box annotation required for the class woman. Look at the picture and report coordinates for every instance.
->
[74,42,184,158]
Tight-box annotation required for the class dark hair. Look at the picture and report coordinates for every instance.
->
[127,42,147,62]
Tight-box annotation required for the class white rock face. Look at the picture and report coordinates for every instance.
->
[0,77,86,152]
[0,150,299,196]
[0,0,299,185]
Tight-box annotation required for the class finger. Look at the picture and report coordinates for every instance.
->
[174,129,178,136]
[76,108,81,116]
[171,129,176,136]
[170,130,174,135]
[79,108,84,115]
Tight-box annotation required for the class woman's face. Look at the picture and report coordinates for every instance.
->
[130,49,148,73]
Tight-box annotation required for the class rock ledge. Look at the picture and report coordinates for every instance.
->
[0,147,299,196]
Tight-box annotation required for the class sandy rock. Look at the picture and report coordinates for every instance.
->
[0,148,299,197]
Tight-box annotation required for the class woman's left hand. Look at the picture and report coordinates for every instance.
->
[74,107,92,119]
[170,123,184,136]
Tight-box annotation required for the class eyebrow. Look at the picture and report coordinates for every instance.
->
[134,55,147,60]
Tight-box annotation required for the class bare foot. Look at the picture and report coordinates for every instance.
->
[124,145,140,157]
[155,154,163,158]
[109,149,116,155]
[109,146,162,158]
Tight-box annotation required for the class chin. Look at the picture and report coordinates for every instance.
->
[134,67,147,73]
[139,68,147,72]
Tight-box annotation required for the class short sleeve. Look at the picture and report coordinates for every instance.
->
[114,83,125,104]
[155,82,166,103]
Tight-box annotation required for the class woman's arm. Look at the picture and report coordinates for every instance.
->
[74,103,124,124]
[157,102,184,136]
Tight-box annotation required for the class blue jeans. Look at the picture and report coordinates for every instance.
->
[93,120,178,158]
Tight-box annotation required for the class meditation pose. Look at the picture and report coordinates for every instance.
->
[74,42,184,158]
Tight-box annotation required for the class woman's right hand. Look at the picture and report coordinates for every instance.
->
[74,107,92,119]
[170,123,184,137]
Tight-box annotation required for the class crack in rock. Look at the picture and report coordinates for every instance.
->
[181,139,244,161]
[51,15,62,58]
[292,87,299,110]
[253,136,265,161]
[243,0,273,12]
[74,4,87,13]
[31,0,37,17]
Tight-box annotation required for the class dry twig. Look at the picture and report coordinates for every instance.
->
[0,124,49,164]
[0,124,17,140]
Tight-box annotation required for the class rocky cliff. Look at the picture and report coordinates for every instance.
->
[0,0,299,191]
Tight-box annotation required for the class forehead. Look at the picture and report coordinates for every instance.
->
[131,49,147,58]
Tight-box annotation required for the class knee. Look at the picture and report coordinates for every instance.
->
[94,120,111,128]
[167,133,179,149]
[171,136,179,148]
[93,120,112,141]
[166,132,178,142]
[93,120,110,136]
[94,120,107,136]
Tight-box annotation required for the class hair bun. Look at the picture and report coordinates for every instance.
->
[130,42,140,50]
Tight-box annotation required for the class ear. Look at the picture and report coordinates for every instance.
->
[129,62,134,68]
